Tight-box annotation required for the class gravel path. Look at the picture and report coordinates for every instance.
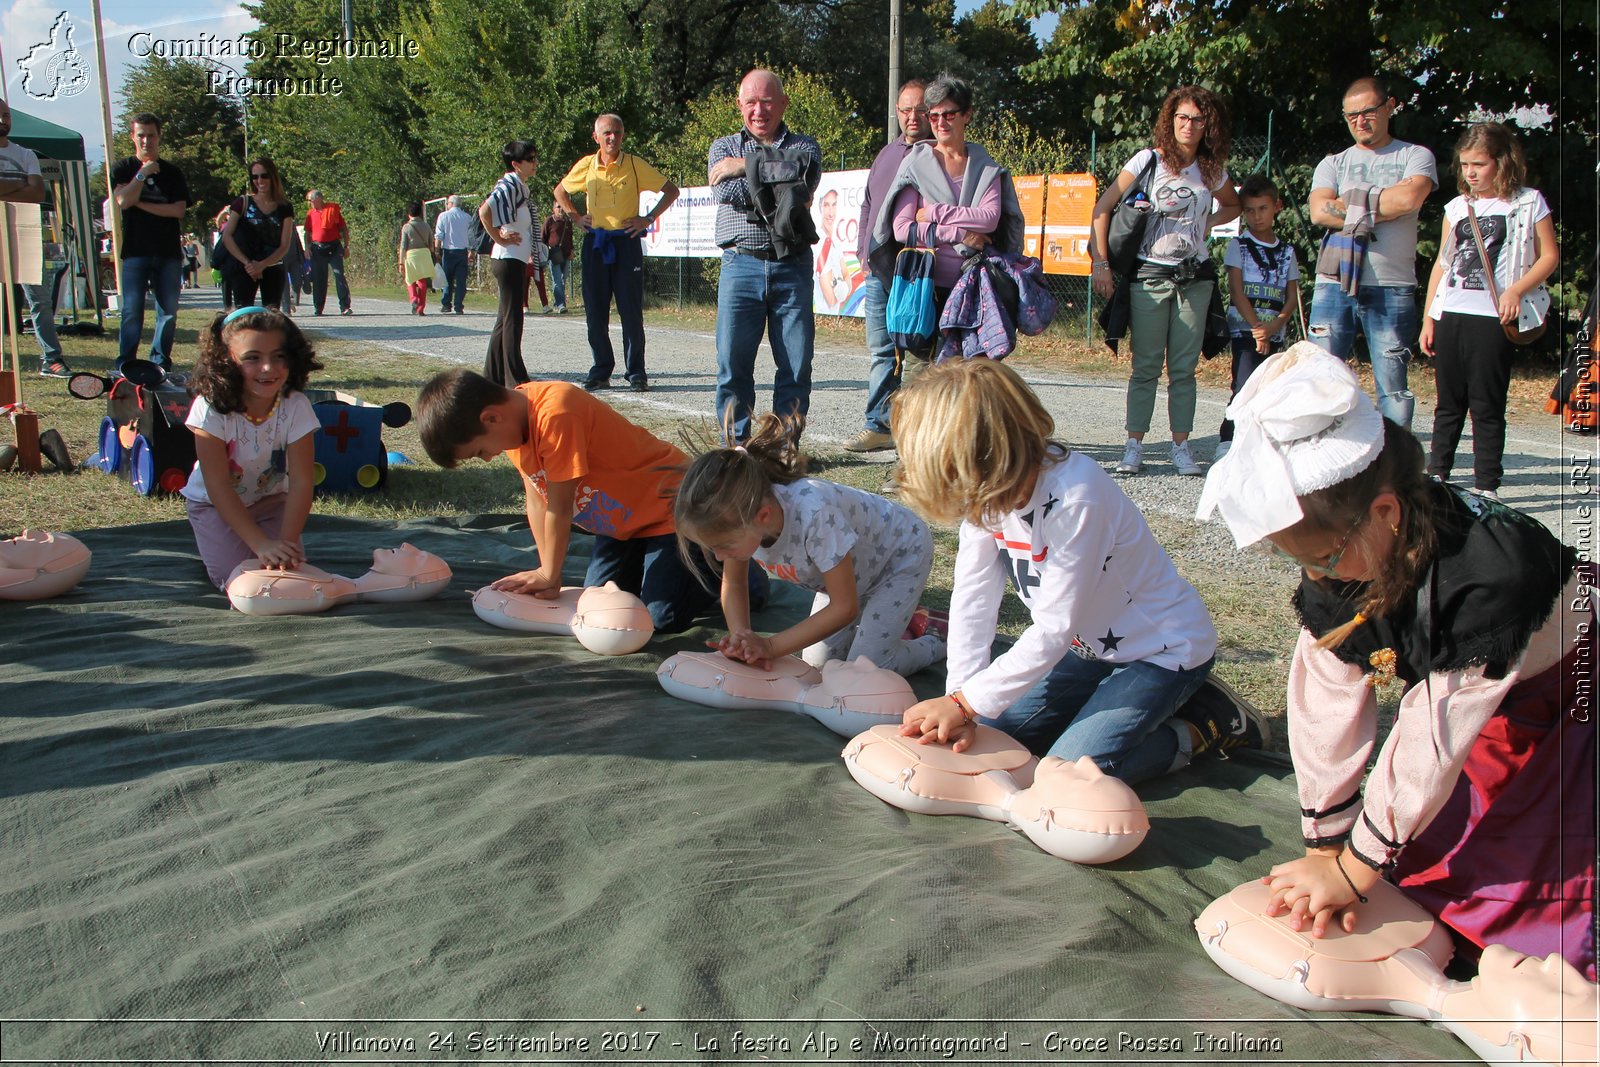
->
[299,291,1597,554]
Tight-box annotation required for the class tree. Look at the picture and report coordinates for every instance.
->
[1014,0,1592,296]
[116,56,246,226]
[649,68,877,185]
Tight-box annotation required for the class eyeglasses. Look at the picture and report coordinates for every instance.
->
[1173,113,1207,126]
[897,106,929,116]
[250,173,271,181]
[1343,104,1387,123]
[927,109,965,124]
[1269,514,1368,577]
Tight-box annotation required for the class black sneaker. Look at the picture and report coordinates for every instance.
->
[629,377,649,393]
[582,378,612,392]
[40,358,72,378]
[1176,676,1271,758]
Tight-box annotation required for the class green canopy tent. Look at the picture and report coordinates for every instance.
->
[8,107,103,331]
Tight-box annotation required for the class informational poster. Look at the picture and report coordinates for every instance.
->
[810,168,869,318]
[1042,173,1096,276]
[641,185,721,259]
[1013,174,1045,260]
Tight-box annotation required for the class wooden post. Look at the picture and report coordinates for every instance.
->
[12,410,41,473]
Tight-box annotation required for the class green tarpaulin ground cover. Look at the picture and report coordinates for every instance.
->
[1,516,1468,1063]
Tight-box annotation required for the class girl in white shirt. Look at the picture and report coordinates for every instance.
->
[893,359,1237,784]
[182,306,323,588]
[674,413,945,675]
[1420,123,1560,496]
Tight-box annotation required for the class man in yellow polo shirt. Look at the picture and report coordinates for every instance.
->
[554,114,680,393]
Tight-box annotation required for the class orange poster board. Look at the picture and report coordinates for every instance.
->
[1042,173,1096,276]
[1013,174,1045,260]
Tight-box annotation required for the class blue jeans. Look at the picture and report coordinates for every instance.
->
[988,653,1214,785]
[550,257,568,309]
[117,255,183,370]
[714,248,815,442]
[438,248,468,312]
[584,532,769,634]
[1307,282,1418,429]
[309,242,351,313]
[861,273,898,434]
[582,232,646,384]
[22,279,63,365]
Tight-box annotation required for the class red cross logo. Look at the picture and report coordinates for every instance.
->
[323,410,362,452]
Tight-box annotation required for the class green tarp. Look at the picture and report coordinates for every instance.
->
[1,516,1468,1063]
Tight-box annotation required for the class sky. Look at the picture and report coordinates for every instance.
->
[2,0,1051,167]
[3,0,255,163]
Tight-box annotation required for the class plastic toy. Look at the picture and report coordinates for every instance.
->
[0,530,92,600]
[1195,878,1598,1067]
[226,543,451,615]
[303,389,412,494]
[471,583,654,656]
[843,724,1149,864]
[76,362,197,496]
[656,652,917,736]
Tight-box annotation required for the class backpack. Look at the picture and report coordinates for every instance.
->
[885,224,939,361]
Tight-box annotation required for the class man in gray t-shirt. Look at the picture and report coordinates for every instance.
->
[1306,76,1437,430]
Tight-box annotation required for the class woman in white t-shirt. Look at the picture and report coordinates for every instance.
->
[1420,123,1560,498]
[479,140,540,386]
[1090,86,1240,479]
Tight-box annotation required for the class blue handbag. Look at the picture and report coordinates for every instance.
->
[885,223,938,361]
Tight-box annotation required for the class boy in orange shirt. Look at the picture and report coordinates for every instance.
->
[419,368,762,631]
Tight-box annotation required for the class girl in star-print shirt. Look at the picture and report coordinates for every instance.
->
[893,359,1221,785]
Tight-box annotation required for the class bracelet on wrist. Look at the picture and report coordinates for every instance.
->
[1091,260,1108,269]
[1334,853,1369,904]
[948,692,977,724]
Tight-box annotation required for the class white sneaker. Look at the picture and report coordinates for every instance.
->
[1213,440,1232,463]
[1114,438,1143,475]
[1171,440,1202,477]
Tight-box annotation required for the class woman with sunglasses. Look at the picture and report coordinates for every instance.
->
[1091,86,1239,478]
[868,75,1023,364]
[220,157,296,308]
[1198,341,1595,982]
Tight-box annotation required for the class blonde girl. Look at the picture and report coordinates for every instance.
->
[181,306,324,588]
[674,413,945,675]
[1420,123,1560,498]
[893,360,1252,783]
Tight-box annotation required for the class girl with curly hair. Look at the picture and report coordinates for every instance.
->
[181,306,325,588]
[1091,86,1239,478]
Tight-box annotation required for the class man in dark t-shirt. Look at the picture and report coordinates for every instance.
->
[110,113,189,371]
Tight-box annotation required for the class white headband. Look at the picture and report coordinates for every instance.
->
[1196,342,1386,547]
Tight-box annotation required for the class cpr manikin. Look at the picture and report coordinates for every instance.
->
[656,651,916,736]
[226,543,451,615]
[472,583,655,656]
[0,530,92,600]
[844,724,1149,865]
[1196,878,1598,1067]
